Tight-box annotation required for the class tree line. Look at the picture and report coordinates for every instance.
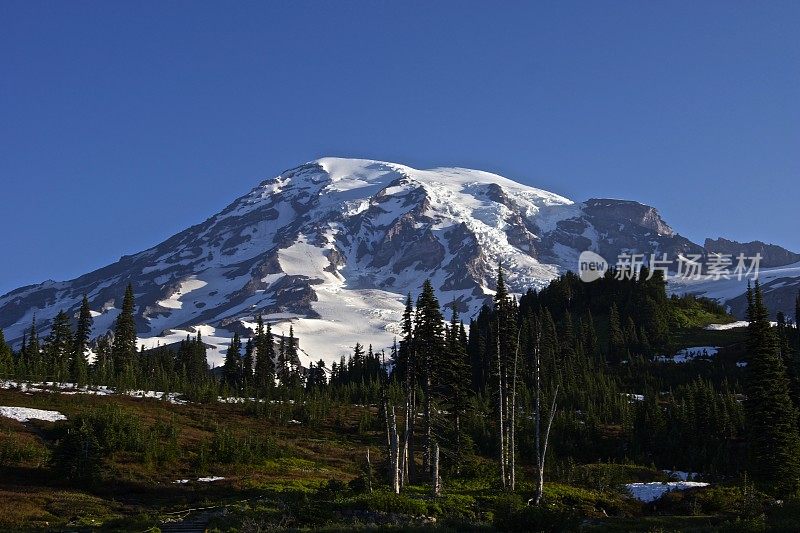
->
[1,271,800,497]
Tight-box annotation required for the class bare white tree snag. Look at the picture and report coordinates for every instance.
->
[510,328,521,492]
[424,371,432,477]
[497,327,506,489]
[381,352,392,457]
[366,447,373,493]
[402,352,417,485]
[432,442,441,497]
[389,406,400,494]
[533,384,559,506]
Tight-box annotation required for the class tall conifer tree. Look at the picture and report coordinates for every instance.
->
[222,332,242,390]
[112,284,138,378]
[745,281,800,495]
[0,329,13,375]
[46,310,73,382]
[253,317,275,391]
[72,295,93,384]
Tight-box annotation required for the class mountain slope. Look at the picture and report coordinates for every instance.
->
[1,158,796,365]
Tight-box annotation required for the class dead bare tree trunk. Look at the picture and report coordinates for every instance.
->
[389,406,400,494]
[530,327,558,506]
[533,384,558,506]
[366,447,373,493]
[401,347,416,486]
[423,373,432,478]
[455,414,462,475]
[510,328,521,492]
[497,328,506,489]
[401,406,410,487]
[432,442,441,497]
[381,353,391,458]
[409,386,417,482]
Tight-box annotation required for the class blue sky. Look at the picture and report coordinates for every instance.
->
[1,1,798,295]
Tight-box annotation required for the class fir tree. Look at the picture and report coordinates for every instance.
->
[242,338,254,387]
[441,305,472,469]
[72,295,93,384]
[112,284,138,378]
[415,279,444,476]
[745,281,800,495]
[92,334,113,384]
[253,317,275,392]
[607,304,626,364]
[25,315,43,378]
[46,310,73,382]
[0,329,13,375]
[222,332,242,391]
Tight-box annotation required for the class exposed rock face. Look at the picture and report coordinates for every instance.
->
[1,157,797,359]
[704,237,800,268]
[584,199,675,236]
[540,198,705,269]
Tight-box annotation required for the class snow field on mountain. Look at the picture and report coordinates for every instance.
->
[156,276,208,309]
[669,261,800,301]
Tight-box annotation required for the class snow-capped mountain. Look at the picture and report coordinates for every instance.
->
[1,158,797,365]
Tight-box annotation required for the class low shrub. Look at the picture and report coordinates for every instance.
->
[0,428,49,467]
[204,425,284,465]
[345,491,431,517]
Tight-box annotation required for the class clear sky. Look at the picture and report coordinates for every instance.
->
[1,1,798,295]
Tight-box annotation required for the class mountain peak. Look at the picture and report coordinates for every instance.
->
[2,158,797,365]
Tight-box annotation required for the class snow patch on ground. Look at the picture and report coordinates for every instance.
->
[705,321,749,330]
[0,406,66,422]
[0,380,185,404]
[655,346,719,363]
[626,481,710,503]
[623,393,645,402]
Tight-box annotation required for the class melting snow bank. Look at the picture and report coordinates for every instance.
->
[705,321,749,330]
[622,393,645,402]
[173,476,225,484]
[705,320,777,330]
[0,380,185,405]
[626,481,710,502]
[0,406,67,422]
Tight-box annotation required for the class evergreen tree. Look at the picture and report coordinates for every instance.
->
[92,334,113,384]
[72,295,93,384]
[394,293,415,380]
[25,315,43,378]
[306,359,327,389]
[253,317,275,392]
[745,282,800,495]
[0,329,13,375]
[415,279,444,476]
[112,284,138,379]
[46,310,73,382]
[441,305,472,468]
[607,304,626,364]
[222,332,242,391]
[242,338,254,387]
